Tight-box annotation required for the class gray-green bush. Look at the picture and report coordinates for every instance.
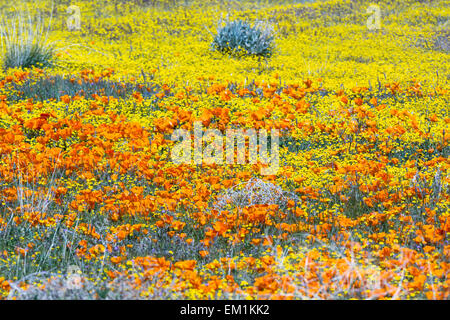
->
[211,18,274,58]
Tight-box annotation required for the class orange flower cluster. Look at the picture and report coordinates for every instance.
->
[0,70,448,299]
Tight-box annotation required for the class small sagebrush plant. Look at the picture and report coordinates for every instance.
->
[213,178,298,212]
[0,12,55,70]
[211,18,274,58]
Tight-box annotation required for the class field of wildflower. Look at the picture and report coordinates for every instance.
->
[0,0,448,300]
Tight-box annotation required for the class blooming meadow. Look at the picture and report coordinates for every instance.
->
[0,0,448,300]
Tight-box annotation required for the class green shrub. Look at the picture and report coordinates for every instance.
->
[211,18,274,58]
[0,12,55,70]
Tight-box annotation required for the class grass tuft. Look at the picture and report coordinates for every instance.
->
[0,11,55,70]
